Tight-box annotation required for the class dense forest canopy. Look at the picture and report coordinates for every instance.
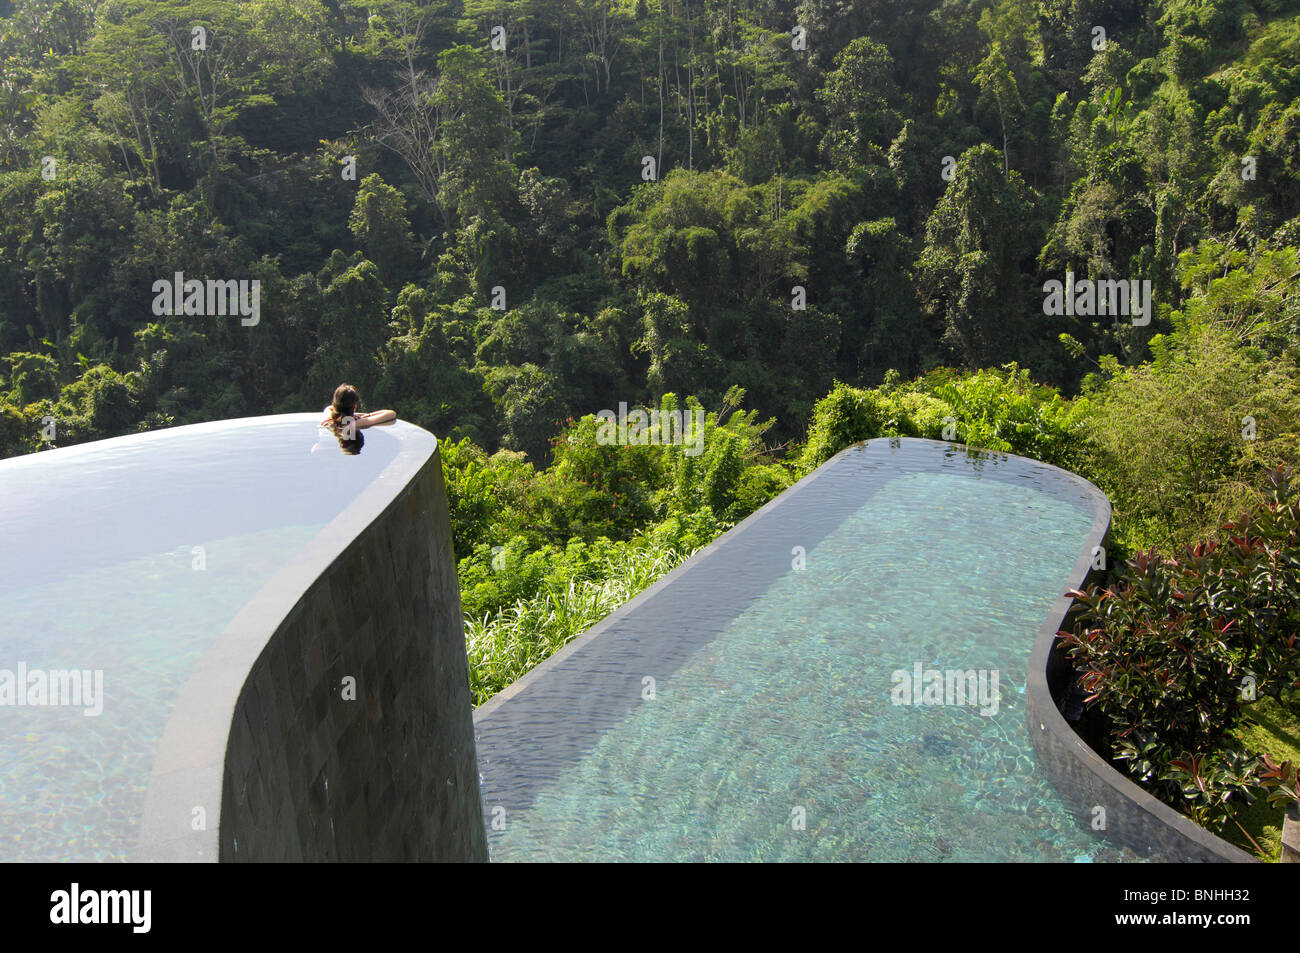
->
[1,0,1297,461]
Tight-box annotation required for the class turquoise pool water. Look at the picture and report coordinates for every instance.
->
[0,417,399,861]
[475,440,1137,861]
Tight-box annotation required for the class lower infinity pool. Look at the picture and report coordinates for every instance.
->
[474,438,1142,861]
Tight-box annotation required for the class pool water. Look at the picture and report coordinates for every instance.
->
[0,527,322,861]
[475,440,1139,861]
[0,416,400,861]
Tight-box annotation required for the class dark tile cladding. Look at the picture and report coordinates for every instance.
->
[218,449,487,861]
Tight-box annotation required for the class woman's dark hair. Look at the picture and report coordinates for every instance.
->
[329,383,364,455]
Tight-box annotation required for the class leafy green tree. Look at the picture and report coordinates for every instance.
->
[973,44,1024,175]
[816,37,900,171]
[916,143,1037,368]
[431,43,518,224]
[348,173,415,285]
[3,351,58,404]
[481,361,568,462]
[845,216,922,378]
[1085,290,1300,552]
[305,250,389,399]
[49,362,141,442]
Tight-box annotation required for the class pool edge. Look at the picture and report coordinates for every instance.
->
[129,416,488,862]
[1015,448,1256,864]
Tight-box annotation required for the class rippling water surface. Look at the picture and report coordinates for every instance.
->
[476,441,1140,862]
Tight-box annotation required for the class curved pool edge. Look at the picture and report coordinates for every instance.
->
[1019,466,1256,864]
[875,441,1253,862]
[923,439,1259,863]
[130,414,488,862]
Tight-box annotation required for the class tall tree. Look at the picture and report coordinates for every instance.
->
[916,143,1037,368]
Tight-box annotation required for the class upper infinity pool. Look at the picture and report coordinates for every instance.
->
[0,415,406,861]
[474,438,1140,861]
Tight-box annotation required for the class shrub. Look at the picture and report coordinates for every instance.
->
[795,367,1088,474]
[1082,321,1300,552]
[464,529,701,705]
[927,365,1089,470]
[1058,467,1300,830]
[795,381,888,472]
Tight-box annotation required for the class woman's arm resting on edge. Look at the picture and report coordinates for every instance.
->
[355,409,397,428]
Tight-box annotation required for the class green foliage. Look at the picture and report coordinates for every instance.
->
[463,527,702,706]
[440,435,508,560]
[1256,753,1300,810]
[1082,311,1300,553]
[795,367,1087,474]
[929,366,1090,470]
[796,382,889,472]
[442,388,784,563]
[48,362,142,443]
[348,173,414,284]
[816,37,900,169]
[1059,469,1300,832]
[916,144,1038,370]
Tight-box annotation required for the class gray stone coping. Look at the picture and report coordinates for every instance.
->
[131,414,438,861]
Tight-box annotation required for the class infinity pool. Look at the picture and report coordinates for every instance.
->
[474,439,1139,861]
[0,416,400,861]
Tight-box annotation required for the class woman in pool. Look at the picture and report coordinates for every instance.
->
[317,383,396,454]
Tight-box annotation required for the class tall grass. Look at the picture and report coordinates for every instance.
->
[465,536,699,706]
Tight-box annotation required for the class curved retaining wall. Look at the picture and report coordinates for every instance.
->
[1020,455,1254,863]
[132,422,487,862]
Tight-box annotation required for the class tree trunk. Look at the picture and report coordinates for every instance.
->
[657,25,664,175]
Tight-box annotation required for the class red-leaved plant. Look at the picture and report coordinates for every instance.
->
[1057,467,1300,832]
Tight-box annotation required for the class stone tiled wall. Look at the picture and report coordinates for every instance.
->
[218,450,487,861]
[1026,675,1253,862]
